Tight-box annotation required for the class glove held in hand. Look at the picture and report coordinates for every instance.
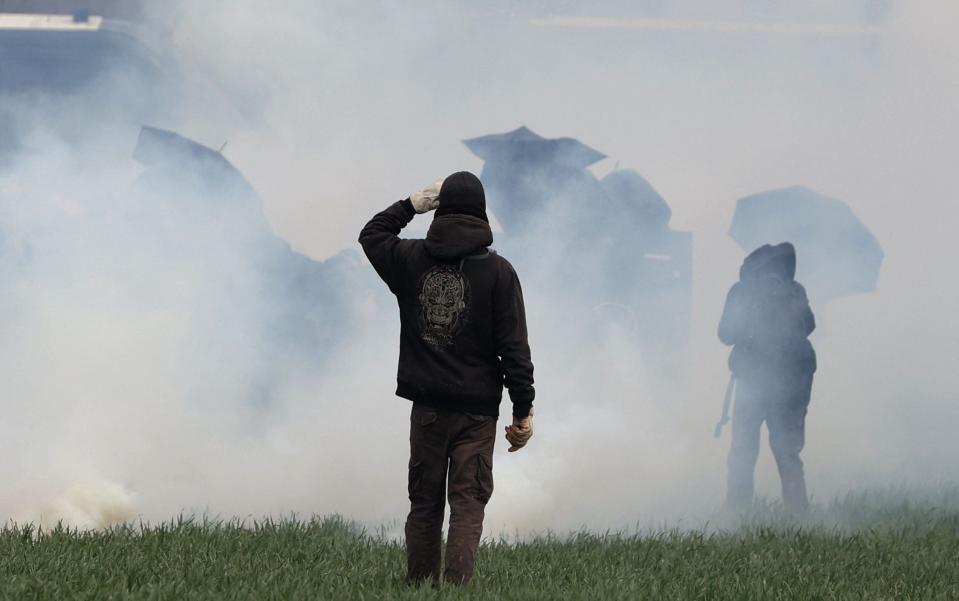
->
[410,179,443,214]
[505,410,533,452]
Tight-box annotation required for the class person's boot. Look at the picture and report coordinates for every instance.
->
[725,465,756,513]
[781,475,809,514]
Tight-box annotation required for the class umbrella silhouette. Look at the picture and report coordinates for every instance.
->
[131,126,381,363]
[464,126,606,169]
[133,125,259,206]
[463,126,606,233]
[729,186,883,302]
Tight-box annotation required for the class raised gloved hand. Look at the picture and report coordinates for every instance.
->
[409,179,443,214]
[505,410,533,452]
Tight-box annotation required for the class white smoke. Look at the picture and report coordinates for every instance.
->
[36,480,136,531]
[1,1,958,532]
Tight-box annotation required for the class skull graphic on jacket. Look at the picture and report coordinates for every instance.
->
[418,267,469,349]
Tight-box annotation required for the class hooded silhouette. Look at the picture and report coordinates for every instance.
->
[719,242,816,512]
[359,171,535,585]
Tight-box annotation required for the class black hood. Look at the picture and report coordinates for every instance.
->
[425,214,494,261]
[741,242,797,282]
[435,171,488,222]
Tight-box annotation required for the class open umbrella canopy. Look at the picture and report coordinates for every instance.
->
[462,126,608,234]
[463,125,606,170]
[729,185,883,302]
[131,125,383,370]
[134,125,253,196]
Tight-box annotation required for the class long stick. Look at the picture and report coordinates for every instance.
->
[714,375,736,438]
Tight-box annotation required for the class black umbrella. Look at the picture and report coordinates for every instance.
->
[462,126,607,233]
[729,186,883,302]
[464,125,606,169]
[132,125,383,368]
[133,125,258,203]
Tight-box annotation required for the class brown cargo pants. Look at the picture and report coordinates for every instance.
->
[405,403,496,586]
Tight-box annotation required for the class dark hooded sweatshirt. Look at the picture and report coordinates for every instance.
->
[719,243,817,376]
[358,199,535,418]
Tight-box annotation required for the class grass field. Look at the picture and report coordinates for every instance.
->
[3,489,959,600]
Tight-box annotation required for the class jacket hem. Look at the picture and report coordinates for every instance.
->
[396,385,502,417]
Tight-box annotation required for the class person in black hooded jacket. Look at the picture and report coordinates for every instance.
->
[719,242,816,513]
[359,171,534,586]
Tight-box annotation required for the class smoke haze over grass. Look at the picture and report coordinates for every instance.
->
[1,1,958,532]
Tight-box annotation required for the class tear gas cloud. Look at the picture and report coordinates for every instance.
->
[1,1,957,532]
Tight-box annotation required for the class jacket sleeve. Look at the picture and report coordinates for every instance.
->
[718,283,747,347]
[493,260,535,418]
[358,199,416,294]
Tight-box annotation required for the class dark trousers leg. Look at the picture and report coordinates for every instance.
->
[726,395,764,511]
[405,406,448,585]
[444,415,496,585]
[768,375,813,513]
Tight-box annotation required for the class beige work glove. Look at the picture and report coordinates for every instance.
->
[409,179,443,214]
[505,410,533,452]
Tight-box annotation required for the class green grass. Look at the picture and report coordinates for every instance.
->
[3,490,959,600]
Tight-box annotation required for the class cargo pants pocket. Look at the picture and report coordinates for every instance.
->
[408,406,437,502]
[475,455,494,504]
[408,459,424,501]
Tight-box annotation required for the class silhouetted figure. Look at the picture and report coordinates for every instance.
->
[464,126,693,379]
[719,243,816,512]
[359,172,535,586]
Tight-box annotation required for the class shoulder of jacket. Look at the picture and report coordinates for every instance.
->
[489,251,519,274]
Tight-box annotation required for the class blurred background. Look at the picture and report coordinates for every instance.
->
[0,1,956,533]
